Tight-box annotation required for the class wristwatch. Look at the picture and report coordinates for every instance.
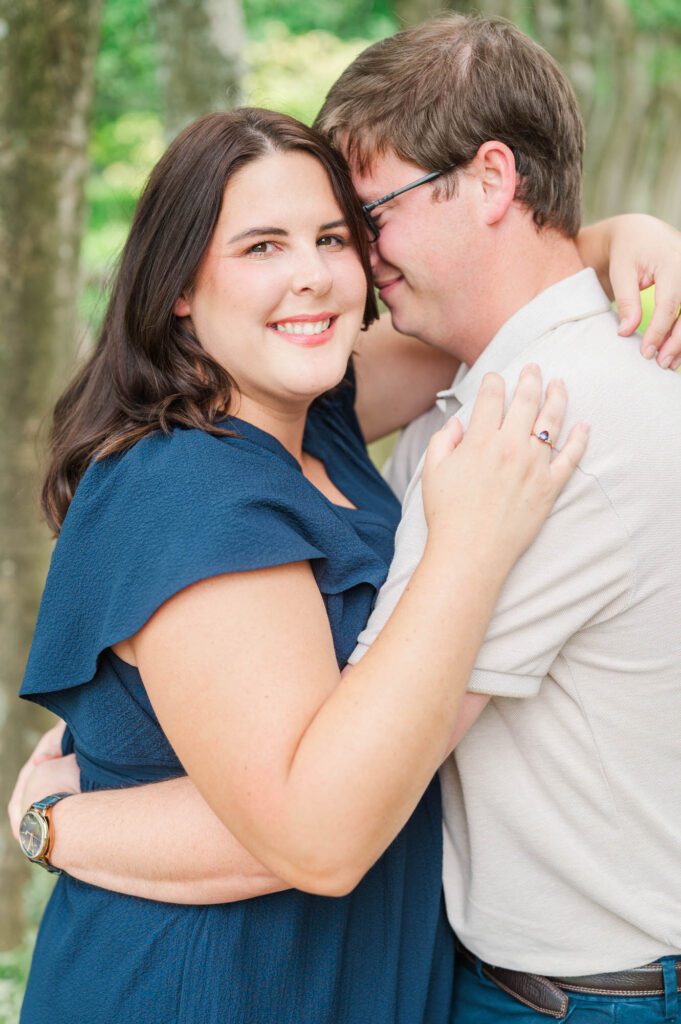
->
[19,792,72,874]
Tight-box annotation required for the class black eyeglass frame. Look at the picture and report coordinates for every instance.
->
[361,166,456,243]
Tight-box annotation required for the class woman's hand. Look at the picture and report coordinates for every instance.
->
[579,215,681,369]
[422,365,588,573]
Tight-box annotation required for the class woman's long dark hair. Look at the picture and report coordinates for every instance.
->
[42,108,378,534]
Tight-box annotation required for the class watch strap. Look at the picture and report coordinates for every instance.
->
[30,792,73,812]
[27,792,73,873]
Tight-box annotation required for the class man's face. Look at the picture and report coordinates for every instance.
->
[350,150,483,350]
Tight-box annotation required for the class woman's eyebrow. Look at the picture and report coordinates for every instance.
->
[227,226,288,244]
[227,219,346,245]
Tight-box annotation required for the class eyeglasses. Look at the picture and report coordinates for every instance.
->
[361,166,456,243]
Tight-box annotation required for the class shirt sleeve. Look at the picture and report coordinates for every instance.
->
[467,469,632,697]
[349,466,633,699]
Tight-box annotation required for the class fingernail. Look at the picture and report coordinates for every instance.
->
[579,421,590,434]
[659,355,672,369]
[642,345,657,359]
[672,358,681,372]
[522,363,540,375]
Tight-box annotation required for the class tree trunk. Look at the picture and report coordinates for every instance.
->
[151,0,245,142]
[0,0,102,950]
[394,0,681,227]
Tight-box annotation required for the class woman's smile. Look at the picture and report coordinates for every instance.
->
[267,313,339,347]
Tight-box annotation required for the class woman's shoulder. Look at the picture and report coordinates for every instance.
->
[66,423,311,540]
[79,422,288,496]
[21,426,326,704]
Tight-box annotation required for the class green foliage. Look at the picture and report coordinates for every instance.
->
[94,0,160,126]
[245,24,375,125]
[626,0,681,32]
[243,0,396,40]
[0,873,55,1024]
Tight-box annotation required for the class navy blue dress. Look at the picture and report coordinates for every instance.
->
[20,370,454,1024]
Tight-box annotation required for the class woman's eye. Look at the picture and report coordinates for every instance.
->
[246,241,276,256]
[317,234,348,249]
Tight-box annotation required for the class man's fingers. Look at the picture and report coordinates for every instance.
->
[29,720,66,766]
[465,372,506,439]
[612,264,643,337]
[550,422,590,492]
[7,760,33,839]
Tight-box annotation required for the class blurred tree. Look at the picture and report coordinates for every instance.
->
[393,0,681,228]
[151,0,245,141]
[243,0,395,41]
[0,0,103,950]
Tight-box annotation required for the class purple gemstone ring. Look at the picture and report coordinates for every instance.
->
[531,430,554,448]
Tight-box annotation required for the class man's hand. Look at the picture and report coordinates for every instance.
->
[7,721,77,840]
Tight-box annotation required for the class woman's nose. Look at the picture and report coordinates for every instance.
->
[290,247,333,296]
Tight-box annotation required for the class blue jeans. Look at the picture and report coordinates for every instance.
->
[452,951,681,1023]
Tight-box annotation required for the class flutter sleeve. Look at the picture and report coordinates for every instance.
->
[21,423,387,706]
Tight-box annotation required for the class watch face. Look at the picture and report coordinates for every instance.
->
[19,810,48,860]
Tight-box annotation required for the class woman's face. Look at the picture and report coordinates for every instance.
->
[175,150,368,416]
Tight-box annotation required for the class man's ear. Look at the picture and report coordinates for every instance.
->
[174,295,191,317]
[474,141,517,226]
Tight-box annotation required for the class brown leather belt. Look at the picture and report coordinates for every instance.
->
[457,941,681,1019]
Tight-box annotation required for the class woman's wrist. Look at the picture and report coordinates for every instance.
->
[576,219,614,298]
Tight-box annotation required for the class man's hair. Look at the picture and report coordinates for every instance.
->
[315,14,584,237]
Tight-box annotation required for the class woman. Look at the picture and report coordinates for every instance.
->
[6,107,664,1022]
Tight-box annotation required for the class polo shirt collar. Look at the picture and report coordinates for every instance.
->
[436,268,612,412]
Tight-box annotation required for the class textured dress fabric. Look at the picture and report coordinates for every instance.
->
[19,371,454,1024]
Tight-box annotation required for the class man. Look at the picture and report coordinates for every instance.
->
[316,14,681,1022]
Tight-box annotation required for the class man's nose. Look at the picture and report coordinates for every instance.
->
[369,242,393,281]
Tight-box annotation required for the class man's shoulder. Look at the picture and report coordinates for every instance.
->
[383,403,446,502]
[493,310,681,433]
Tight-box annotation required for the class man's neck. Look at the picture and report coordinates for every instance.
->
[454,229,585,366]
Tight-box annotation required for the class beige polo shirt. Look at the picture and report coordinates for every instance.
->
[349,269,681,974]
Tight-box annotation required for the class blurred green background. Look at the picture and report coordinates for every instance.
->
[0,0,676,1018]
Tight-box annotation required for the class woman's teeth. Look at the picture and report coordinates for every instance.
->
[272,319,331,336]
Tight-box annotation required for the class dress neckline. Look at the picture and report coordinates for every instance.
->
[221,414,367,516]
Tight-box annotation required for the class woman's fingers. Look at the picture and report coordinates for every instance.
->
[465,372,506,440]
[550,422,590,492]
[498,364,544,440]
[641,289,681,362]
[612,263,643,338]
[655,310,681,370]
[423,415,464,474]
[529,378,567,454]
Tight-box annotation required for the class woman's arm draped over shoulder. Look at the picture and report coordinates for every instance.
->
[577,214,681,368]
[353,315,459,443]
